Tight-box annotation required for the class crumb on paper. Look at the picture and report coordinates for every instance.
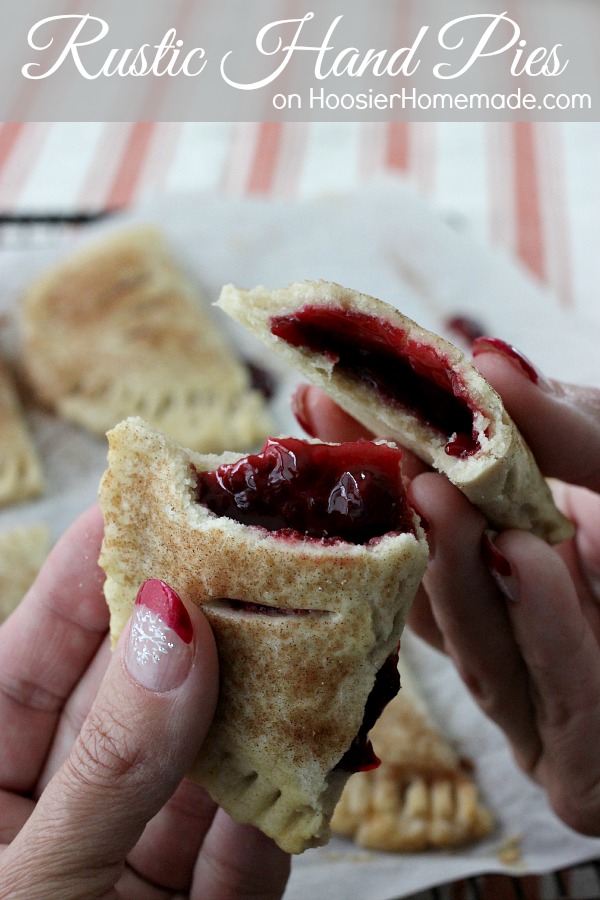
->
[497,834,523,866]
[322,850,377,865]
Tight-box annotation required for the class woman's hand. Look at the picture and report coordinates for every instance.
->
[0,505,290,898]
[293,340,600,836]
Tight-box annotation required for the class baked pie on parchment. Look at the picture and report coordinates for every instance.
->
[217,280,572,544]
[98,416,428,853]
[21,227,273,453]
[0,523,50,622]
[331,646,494,851]
[0,354,44,506]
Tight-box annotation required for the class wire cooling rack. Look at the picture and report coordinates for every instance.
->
[0,211,113,249]
[403,861,600,899]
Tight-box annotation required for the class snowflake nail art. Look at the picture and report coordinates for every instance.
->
[130,606,176,665]
[126,580,193,690]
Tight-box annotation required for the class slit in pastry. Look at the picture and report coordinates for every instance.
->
[204,598,336,619]
[98,416,429,853]
[217,280,573,544]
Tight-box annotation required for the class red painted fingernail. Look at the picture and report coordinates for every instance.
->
[472,337,552,391]
[482,533,519,602]
[445,315,487,346]
[136,579,193,643]
[291,384,317,438]
[481,533,512,577]
[126,580,194,691]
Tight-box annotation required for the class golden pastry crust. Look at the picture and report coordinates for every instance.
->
[21,227,273,453]
[332,767,493,852]
[0,355,44,506]
[331,650,494,852]
[0,523,50,621]
[98,417,429,854]
[217,280,573,544]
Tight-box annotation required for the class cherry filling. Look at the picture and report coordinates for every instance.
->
[270,305,483,458]
[193,436,414,545]
[337,647,401,773]
[226,599,325,617]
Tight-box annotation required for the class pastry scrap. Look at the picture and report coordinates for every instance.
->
[0,353,44,506]
[21,227,273,453]
[0,524,51,622]
[98,417,428,853]
[217,280,573,544]
[331,647,494,852]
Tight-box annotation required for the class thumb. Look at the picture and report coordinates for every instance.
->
[473,338,600,492]
[2,579,218,898]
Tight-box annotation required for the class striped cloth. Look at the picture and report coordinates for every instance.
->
[0,122,599,325]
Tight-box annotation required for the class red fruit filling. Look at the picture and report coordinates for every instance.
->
[337,647,401,773]
[194,437,414,545]
[270,305,483,458]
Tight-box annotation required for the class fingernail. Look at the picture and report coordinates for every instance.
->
[472,337,553,392]
[126,579,193,692]
[291,384,317,437]
[482,532,519,602]
[444,314,487,346]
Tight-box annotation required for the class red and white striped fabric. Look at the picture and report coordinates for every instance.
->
[1,121,598,323]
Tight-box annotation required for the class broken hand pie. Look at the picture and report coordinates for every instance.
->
[0,523,50,622]
[99,417,428,853]
[331,645,494,852]
[217,280,573,544]
[21,227,273,453]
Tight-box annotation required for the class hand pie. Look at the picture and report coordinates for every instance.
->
[21,227,273,453]
[0,524,50,622]
[98,416,428,853]
[331,646,494,852]
[0,354,44,506]
[217,280,572,544]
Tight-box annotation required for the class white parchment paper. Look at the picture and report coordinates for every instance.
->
[1,181,600,898]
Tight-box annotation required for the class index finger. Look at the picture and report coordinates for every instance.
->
[292,384,428,480]
[473,343,600,493]
[291,384,374,442]
[0,504,107,793]
[495,528,600,834]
